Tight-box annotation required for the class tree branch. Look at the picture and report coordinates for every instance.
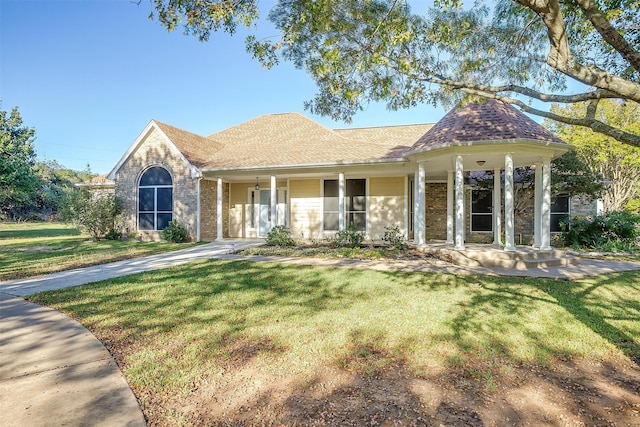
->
[515,0,640,103]
[573,0,640,73]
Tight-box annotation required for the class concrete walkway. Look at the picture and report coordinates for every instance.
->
[1,239,639,427]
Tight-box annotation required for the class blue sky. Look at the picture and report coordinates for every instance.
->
[1,0,444,174]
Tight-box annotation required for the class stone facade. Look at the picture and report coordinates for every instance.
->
[114,128,199,241]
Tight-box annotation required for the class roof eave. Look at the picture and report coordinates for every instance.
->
[201,157,408,174]
[405,138,570,158]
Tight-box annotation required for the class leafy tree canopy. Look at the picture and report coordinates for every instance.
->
[147,0,640,146]
[546,99,640,211]
[0,106,39,218]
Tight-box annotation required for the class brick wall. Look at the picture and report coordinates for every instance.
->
[114,127,198,241]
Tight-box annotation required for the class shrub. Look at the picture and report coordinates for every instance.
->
[562,211,640,251]
[335,223,365,248]
[62,189,122,241]
[382,225,408,249]
[162,221,188,243]
[104,229,122,241]
[266,225,296,247]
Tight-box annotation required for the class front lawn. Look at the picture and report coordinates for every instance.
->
[29,260,640,426]
[0,222,197,281]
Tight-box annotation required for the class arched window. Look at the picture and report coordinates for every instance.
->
[138,167,173,231]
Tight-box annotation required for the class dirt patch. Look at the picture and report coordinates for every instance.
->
[132,352,640,426]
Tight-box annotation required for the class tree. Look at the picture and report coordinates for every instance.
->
[545,100,640,212]
[0,106,39,219]
[146,0,640,146]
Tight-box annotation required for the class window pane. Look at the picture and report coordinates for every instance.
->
[347,212,366,231]
[140,167,172,186]
[347,179,366,196]
[139,188,155,211]
[472,214,492,232]
[139,213,155,230]
[324,196,339,212]
[551,196,569,213]
[350,195,366,212]
[324,212,339,231]
[472,190,492,213]
[550,213,566,233]
[157,188,173,211]
[157,213,173,231]
[324,180,338,196]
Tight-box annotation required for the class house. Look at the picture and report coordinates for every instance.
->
[106,100,573,251]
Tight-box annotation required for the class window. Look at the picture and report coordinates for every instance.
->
[551,195,569,232]
[138,167,173,231]
[346,179,366,231]
[323,178,367,232]
[471,190,492,232]
[323,180,339,231]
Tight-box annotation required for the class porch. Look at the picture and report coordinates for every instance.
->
[419,242,581,270]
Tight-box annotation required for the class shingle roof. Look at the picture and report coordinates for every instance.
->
[334,123,433,147]
[411,100,565,152]
[154,120,225,168]
[202,113,420,169]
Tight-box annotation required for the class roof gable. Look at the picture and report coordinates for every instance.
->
[153,121,224,168]
[411,100,565,152]
[107,120,213,180]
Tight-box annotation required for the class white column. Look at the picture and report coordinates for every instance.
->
[413,172,419,244]
[533,162,542,248]
[403,175,409,239]
[338,172,345,231]
[504,154,515,251]
[416,162,426,246]
[493,167,502,245]
[216,177,223,241]
[196,178,201,242]
[446,170,454,244]
[541,159,552,250]
[454,155,465,250]
[270,175,277,231]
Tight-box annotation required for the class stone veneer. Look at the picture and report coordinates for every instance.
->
[114,128,199,241]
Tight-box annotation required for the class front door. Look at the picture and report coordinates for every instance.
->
[259,190,271,237]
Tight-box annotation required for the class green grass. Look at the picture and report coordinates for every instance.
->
[0,222,198,281]
[28,261,640,410]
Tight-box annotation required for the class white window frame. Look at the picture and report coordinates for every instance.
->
[137,167,173,231]
[470,189,493,233]
[551,195,570,233]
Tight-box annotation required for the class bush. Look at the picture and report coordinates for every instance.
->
[162,221,188,243]
[382,225,408,249]
[562,211,640,251]
[266,225,296,247]
[335,223,365,248]
[62,189,122,241]
[104,229,122,241]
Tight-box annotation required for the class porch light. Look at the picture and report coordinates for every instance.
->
[255,177,260,190]
[476,160,486,166]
